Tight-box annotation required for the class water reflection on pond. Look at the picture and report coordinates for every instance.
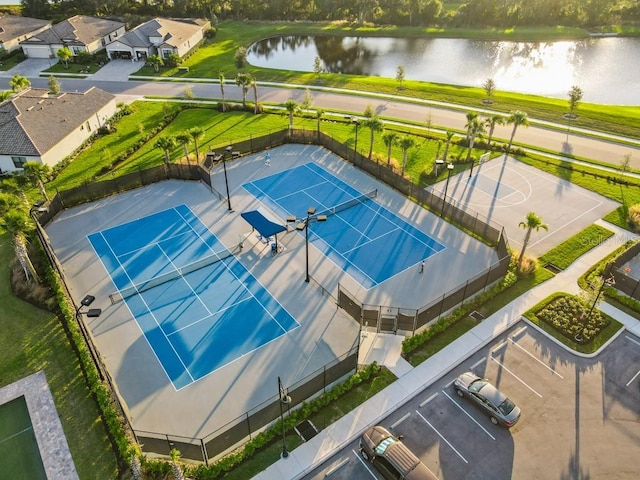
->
[247,35,640,105]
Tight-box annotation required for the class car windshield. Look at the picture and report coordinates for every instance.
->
[469,379,488,393]
[374,436,397,455]
[498,398,516,416]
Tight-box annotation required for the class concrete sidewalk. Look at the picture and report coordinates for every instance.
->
[253,221,639,480]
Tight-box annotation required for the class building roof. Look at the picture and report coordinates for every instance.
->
[113,17,205,50]
[0,87,115,156]
[21,15,124,47]
[0,15,50,44]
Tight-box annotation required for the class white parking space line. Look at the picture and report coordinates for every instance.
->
[442,390,496,440]
[491,341,508,354]
[391,412,412,429]
[419,392,439,407]
[490,356,543,398]
[471,358,486,370]
[415,410,469,464]
[509,338,564,379]
[626,370,640,387]
[624,335,640,347]
[325,456,350,476]
[353,449,379,478]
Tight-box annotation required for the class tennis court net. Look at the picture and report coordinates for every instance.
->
[109,249,234,304]
[318,189,377,217]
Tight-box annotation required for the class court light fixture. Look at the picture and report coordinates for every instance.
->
[352,117,360,161]
[223,145,233,212]
[434,159,444,176]
[288,207,327,283]
[76,294,101,318]
[441,163,455,218]
[278,376,292,459]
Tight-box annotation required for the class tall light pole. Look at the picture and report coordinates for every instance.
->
[575,271,615,342]
[352,117,359,162]
[440,163,455,218]
[278,376,291,459]
[223,145,233,211]
[287,207,327,283]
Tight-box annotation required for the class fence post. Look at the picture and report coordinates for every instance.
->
[201,439,209,466]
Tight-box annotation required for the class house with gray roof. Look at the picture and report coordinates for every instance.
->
[20,15,125,59]
[105,17,209,61]
[0,87,116,173]
[0,15,50,55]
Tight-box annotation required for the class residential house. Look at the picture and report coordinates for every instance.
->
[20,15,125,59]
[0,15,50,55]
[0,87,116,173]
[106,17,210,62]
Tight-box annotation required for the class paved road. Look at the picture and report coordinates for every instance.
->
[2,73,639,170]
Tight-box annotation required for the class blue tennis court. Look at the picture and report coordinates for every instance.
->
[243,163,446,289]
[88,205,299,390]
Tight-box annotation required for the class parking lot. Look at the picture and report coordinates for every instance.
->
[304,323,640,479]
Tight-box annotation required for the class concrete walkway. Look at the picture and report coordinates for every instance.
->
[253,221,639,480]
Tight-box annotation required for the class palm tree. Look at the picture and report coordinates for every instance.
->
[482,78,496,104]
[10,74,30,92]
[484,114,505,146]
[175,133,191,164]
[382,131,399,165]
[219,71,226,112]
[188,127,204,162]
[0,90,13,101]
[464,111,478,143]
[154,136,176,165]
[235,72,252,108]
[0,192,21,216]
[56,47,72,69]
[284,99,299,132]
[316,109,324,136]
[517,212,548,267]
[465,117,485,163]
[147,54,163,73]
[169,449,185,480]
[399,136,415,176]
[2,209,39,282]
[22,162,51,201]
[362,115,384,160]
[506,110,529,156]
[442,131,455,163]
[251,74,259,114]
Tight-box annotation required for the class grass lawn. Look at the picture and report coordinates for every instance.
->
[539,224,615,270]
[0,235,119,479]
[132,21,640,139]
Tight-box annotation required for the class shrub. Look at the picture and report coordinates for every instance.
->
[628,204,640,232]
[535,295,608,344]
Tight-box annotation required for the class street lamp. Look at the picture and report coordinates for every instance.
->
[352,117,359,161]
[223,146,233,212]
[278,376,292,459]
[575,272,615,342]
[440,163,455,218]
[287,207,327,283]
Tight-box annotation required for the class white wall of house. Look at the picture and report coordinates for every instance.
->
[0,155,42,174]
[175,29,204,57]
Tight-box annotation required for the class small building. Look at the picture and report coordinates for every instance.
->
[105,17,210,62]
[20,15,125,59]
[0,87,117,173]
[0,15,50,55]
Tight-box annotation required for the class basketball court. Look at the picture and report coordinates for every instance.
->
[429,155,620,257]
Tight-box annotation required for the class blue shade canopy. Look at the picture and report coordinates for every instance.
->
[240,210,287,239]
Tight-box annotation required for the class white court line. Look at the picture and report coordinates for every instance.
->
[625,335,640,347]
[415,410,468,464]
[324,456,350,476]
[352,449,378,478]
[509,338,564,379]
[626,370,640,387]
[471,358,486,370]
[391,413,412,429]
[490,357,543,398]
[442,391,496,440]
[419,392,439,407]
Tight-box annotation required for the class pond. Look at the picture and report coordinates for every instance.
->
[247,35,640,105]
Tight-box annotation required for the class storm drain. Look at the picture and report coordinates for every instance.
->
[544,263,562,274]
[294,419,319,442]
[470,310,485,322]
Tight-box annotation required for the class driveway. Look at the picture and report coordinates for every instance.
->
[0,58,55,78]
[89,59,143,81]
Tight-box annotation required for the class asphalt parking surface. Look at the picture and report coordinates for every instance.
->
[303,322,640,480]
